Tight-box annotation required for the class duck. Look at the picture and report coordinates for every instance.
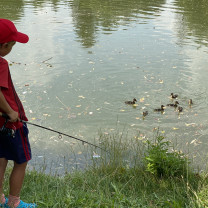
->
[154,105,165,112]
[178,106,183,112]
[143,111,148,117]
[170,93,178,99]
[125,98,137,105]
[189,99,193,105]
[167,101,179,107]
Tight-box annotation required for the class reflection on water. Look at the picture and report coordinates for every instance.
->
[0,0,24,20]
[174,0,208,47]
[71,0,166,47]
[2,0,208,173]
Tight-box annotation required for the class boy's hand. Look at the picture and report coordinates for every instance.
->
[7,110,20,122]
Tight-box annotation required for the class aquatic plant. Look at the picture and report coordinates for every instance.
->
[144,135,190,178]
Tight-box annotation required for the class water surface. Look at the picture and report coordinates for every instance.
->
[1,0,208,172]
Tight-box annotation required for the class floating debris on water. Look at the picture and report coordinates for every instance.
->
[93,152,101,158]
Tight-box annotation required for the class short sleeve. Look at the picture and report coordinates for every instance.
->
[0,58,9,89]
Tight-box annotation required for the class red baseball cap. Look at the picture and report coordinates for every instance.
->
[0,19,29,44]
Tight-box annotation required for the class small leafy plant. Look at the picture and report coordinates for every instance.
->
[144,136,190,178]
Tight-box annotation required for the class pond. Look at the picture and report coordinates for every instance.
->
[1,0,208,173]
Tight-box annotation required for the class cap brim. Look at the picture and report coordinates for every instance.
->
[14,32,29,43]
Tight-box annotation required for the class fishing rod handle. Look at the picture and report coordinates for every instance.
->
[0,112,30,124]
[0,112,24,122]
[0,112,10,120]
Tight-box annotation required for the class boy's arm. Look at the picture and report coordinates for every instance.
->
[0,87,19,122]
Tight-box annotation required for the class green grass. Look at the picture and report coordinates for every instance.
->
[3,131,208,207]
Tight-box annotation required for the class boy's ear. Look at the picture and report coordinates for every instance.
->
[1,43,9,48]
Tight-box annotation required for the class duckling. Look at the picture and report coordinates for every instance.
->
[178,106,183,112]
[189,99,193,105]
[143,111,148,117]
[167,101,179,107]
[154,105,165,112]
[171,93,178,99]
[125,98,137,105]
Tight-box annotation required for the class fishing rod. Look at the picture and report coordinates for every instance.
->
[0,112,108,153]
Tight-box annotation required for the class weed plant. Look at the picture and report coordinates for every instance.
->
[3,130,208,207]
[144,135,190,178]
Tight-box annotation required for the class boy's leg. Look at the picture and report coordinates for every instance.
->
[7,161,27,207]
[0,158,8,205]
[0,158,8,194]
[9,161,27,196]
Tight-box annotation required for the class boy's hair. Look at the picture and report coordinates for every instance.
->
[0,19,29,44]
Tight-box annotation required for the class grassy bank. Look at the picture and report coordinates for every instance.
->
[4,132,208,207]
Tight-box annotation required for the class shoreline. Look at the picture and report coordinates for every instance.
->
[4,134,208,207]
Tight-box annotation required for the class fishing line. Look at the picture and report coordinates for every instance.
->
[0,112,108,153]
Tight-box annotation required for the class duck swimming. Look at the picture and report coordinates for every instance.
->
[189,99,193,105]
[125,98,137,105]
[171,93,178,99]
[143,111,148,117]
[178,106,183,112]
[167,101,179,107]
[154,105,165,112]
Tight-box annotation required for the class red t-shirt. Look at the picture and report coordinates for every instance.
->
[0,57,28,129]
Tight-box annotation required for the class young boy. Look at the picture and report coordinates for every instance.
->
[0,19,37,208]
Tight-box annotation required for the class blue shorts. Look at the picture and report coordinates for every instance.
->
[0,124,32,164]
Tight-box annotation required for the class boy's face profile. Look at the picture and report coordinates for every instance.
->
[0,41,16,57]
